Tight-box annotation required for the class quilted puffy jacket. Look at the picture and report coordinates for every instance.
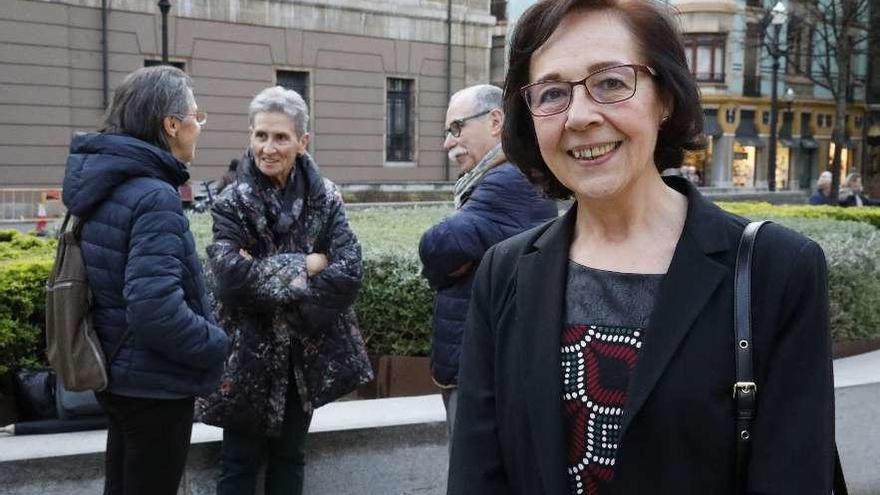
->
[419,162,558,386]
[62,132,229,398]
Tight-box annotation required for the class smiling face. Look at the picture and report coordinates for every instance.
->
[249,111,310,188]
[528,9,668,201]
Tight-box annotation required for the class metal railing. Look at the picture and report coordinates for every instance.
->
[0,188,64,222]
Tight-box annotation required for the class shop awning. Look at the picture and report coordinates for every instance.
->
[778,112,795,147]
[734,110,765,148]
[703,108,723,138]
[800,137,819,149]
[799,112,818,150]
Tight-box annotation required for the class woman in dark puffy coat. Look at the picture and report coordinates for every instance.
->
[196,86,373,495]
[62,65,230,495]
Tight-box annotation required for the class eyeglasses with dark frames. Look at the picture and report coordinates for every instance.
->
[443,109,492,137]
[174,111,208,126]
[520,64,657,117]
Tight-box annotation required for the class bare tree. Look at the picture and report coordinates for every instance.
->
[766,0,872,201]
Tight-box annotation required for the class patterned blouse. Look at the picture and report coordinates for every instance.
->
[562,261,663,495]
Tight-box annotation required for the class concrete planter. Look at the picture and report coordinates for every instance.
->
[0,375,17,426]
[833,338,880,359]
[374,355,436,398]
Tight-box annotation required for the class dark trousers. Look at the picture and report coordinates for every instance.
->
[217,384,311,495]
[97,393,195,495]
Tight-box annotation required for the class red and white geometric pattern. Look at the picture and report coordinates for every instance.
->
[561,324,644,495]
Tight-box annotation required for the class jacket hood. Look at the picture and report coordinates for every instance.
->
[63,132,190,217]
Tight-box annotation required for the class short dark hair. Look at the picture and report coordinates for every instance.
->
[101,65,193,152]
[503,0,706,199]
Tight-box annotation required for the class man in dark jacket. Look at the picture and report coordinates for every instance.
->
[839,172,879,207]
[419,84,558,437]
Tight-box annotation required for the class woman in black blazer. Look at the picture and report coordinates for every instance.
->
[447,1,836,494]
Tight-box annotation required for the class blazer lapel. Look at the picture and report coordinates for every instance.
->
[620,178,732,437]
[519,207,575,495]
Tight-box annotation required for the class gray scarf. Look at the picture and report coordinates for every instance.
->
[453,143,503,209]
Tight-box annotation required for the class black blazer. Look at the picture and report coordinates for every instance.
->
[448,178,835,495]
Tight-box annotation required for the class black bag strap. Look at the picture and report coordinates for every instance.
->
[734,221,847,494]
[733,221,764,490]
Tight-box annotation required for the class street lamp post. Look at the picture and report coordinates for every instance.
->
[158,0,171,64]
[767,1,787,192]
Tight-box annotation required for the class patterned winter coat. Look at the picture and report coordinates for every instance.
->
[196,151,373,436]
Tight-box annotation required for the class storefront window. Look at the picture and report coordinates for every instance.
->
[775,145,790,189]
[732,142,756,187]
[828,142,850,184]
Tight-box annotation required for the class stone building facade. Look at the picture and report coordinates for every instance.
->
[1,0,497,187]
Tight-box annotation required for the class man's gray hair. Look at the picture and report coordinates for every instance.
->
[249,86,309,136]
[451,84,503,114]
[101,65,193,152]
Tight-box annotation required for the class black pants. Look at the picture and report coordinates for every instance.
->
[217,383,311,495]
[97,393,195,495]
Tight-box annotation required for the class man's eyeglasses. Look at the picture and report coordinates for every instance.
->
[443,109,491,137]
[520,64,657,117]
[175,111,208,126]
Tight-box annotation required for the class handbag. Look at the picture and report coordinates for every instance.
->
[45,213,130,392]
[734,221,847,494]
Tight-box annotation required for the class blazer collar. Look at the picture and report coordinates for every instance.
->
[518,177,732,493]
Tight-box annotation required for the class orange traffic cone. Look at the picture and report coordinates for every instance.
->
[35,203,48,235]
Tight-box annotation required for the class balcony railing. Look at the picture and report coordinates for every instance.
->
[743,75,762,97]
[695,72,725,84]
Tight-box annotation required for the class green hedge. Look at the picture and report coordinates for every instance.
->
[1,204,879,375]
[718,202,880,229]
[0,231,54,375]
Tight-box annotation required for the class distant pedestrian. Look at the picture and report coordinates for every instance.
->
[62,65,230,495]
[448,1,836,494]
[196,86,373,495]
[839,172,878,207]
[419,84,557,440]
[808,170,833,205]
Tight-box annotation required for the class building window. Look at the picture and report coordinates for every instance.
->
[683,33,726,83]
[818,114,834,128]
[276,70,310,109]
[491,0,507,22]
[490,36,506,88]
[144,60,186,71]
[785,15,813,76]
[386,78,414,162]
[762,111,770,125]
[725,108,737,124]
[743,23,762,96]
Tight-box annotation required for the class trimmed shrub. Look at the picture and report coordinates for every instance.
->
[719,202,880,229]
[2,205,879,374]
[0,231,54,374]
[764,216,880,342]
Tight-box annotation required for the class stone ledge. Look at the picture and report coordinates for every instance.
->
[0,394,445,463]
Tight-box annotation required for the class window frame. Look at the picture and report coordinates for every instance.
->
[682,33,727,84]
[384,77,417,166]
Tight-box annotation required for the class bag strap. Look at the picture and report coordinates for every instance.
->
[734,221,848,494]
[733,221,765,490]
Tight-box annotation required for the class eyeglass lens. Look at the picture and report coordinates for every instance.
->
[524,65,638,116]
